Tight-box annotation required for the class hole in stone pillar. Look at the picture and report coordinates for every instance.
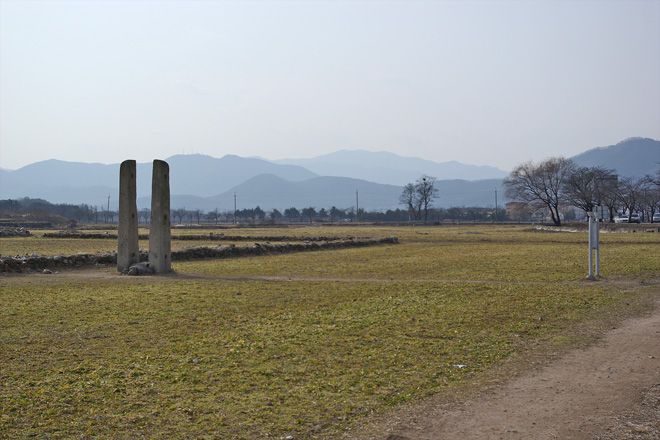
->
[164,215,168,220]
[132,213,135,218]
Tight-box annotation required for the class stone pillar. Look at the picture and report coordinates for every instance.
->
[149,160,172,273]
[117,160,139,272]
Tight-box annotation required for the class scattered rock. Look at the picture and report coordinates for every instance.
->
[127,262,154,276]
[0,227,31,237]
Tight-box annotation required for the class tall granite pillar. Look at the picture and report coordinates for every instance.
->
[117,160,139,272]
[148,160,172,273]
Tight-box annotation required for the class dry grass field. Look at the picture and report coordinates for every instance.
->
[1,225,658,439]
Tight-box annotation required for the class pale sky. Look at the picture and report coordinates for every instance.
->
[1,0,659,172]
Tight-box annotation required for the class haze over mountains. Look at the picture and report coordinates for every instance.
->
[272,150,508,186]
[570,137,659,177]
[0,137,657,212]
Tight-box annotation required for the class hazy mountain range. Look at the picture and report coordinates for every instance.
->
[161,175,504,213]
[271,150,508,186]
[570,137,659,177]
[0,137,657,212]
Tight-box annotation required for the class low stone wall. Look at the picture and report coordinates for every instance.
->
[41,232,365,242]
[0,252,117,273]
[0,236,398,274]
[535,224,659,233]
[0,227,32,237]
[42,232,118,239]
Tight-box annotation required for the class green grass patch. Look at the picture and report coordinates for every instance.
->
[1,225,658,438]
[0,278,645,439]
[178,227,659,282]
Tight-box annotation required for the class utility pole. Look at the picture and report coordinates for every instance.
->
[495,189,498,223]
[356,190,359,223]
[106,194,110,223]
[233,193,237,225]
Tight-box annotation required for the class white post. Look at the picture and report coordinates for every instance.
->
[588,213,594,280]
[595,212,600,276]
[587,209,600,280]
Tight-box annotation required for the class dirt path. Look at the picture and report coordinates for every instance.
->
[347,297,660,440]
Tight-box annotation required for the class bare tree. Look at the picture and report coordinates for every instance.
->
[399,176,438,222]
[172,208,186,224]
[563,166,617,216]
[639,175,660,221]
[617,177,644,217]
[653,169,660,186]
[399,183,419,221]
[138,208,151,224]
[504,157,574,226]
[193,209,204,224]
[222,210,234,224]
[416,175,439,223]
[208,208,220,225]
[600,186,621,223]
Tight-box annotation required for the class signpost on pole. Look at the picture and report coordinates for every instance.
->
[587,209,600,280]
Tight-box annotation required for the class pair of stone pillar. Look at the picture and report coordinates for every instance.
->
[117,160,171,274]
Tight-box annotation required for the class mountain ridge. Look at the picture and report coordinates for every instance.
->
[1,137,657,211]
[571,137,659,177]
[272,149,508,185]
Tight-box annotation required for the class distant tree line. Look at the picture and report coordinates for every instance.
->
[166,205,507,225]
[0,198,112,223]
[504,157,660,226]
[1,197,506,225]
